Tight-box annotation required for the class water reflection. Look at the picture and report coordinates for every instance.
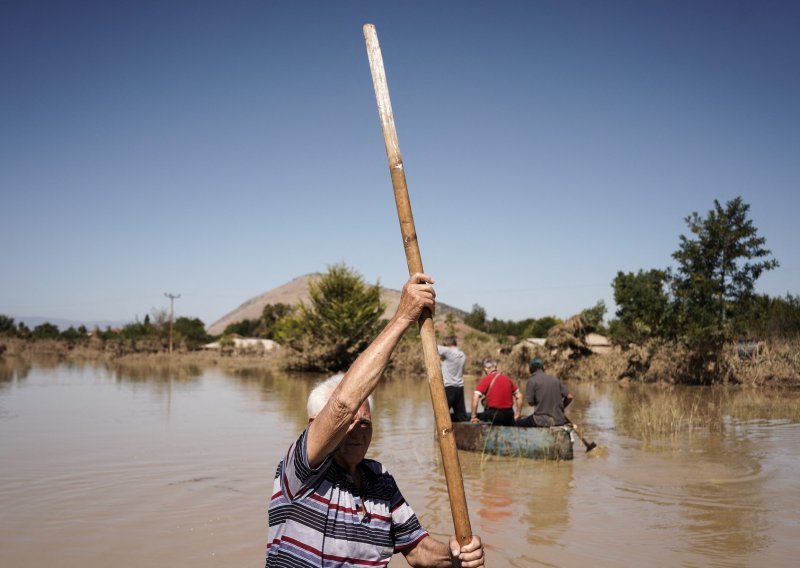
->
[583,382,800,566]
[519,462,573,544]
[226,367,324,433]
[611,384,800,441]
[2,360,800,568]
[107,361,204,383]
[462,453,573,540]
[0,358,32,384]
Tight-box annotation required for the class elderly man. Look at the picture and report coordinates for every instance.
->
[470,358,522,426]
[266,273,485,568]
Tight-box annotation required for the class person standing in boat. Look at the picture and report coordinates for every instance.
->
[470,358,522,426]
[266,273,485,568]
[515,357,573,427]
[437,335,468,422]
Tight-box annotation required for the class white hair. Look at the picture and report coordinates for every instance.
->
[306,373,374,419]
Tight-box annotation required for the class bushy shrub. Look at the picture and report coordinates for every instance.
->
[276,263,385,372]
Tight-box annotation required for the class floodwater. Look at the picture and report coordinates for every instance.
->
[1,358,799,567]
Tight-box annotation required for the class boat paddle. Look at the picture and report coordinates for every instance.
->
[567,421,597,452]
[363,23,473,548]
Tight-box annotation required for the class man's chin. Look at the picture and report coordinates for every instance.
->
[336,448,366,465]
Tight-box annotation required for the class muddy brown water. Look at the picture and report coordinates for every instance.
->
[1,359,799,567]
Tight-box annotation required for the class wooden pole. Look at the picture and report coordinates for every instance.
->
[363,23,472,546]
[164,292,180,355]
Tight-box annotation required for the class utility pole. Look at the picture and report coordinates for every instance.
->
[164,292,181,354]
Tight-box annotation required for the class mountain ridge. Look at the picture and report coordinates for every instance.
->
[206,273,468,336]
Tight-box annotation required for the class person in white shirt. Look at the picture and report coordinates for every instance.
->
[437,335,468,422]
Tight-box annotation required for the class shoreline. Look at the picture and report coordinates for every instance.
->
[2,336,799,387]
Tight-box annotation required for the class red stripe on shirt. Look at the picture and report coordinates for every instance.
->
[394,531,429,552]
[281,535,390,566]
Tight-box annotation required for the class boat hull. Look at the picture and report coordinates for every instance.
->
[452,422,574,460]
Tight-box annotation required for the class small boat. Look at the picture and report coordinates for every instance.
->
[452,422,574,460]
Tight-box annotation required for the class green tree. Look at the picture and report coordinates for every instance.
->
[95,325,115,341]
[0,315,16,336]
[464,304,487,331]
[738,293,800,340]
[445,313,457,337]
[580,300,607,332]
[485,318,511,340]
[17,322,30,338]
[223,319,260,337]
[467,310,561,341]
[610,269,671,343]
[509,318,535,337]
[32,322,60,340]
[671,197,779,349]
[122,319,155,339]
[276,263,385,372]
[257,303,294,339]
[173,317,209,348]
[60,326,86,342]
[765,294,800,338]
[524,316,561,338]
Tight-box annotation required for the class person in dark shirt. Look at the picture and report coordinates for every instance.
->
[515,357,573,427]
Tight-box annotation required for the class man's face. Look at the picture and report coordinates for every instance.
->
[334,401,373,469]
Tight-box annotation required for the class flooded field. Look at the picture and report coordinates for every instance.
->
[1,358,799,567]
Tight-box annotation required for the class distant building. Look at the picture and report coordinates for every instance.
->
[585,333,612,354]
[203,334,279,353]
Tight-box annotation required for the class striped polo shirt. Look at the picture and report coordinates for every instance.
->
[266,429,428,567]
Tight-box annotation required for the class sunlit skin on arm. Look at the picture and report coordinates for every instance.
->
[301,272,486,567]
[513,389,523,420]
[402,534,484,568]
[306,273,435,469]
[470,391,481,423]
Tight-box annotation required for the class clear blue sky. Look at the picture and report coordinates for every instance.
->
[2,0,798,328]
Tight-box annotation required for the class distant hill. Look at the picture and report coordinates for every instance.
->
[206,273,468,336]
